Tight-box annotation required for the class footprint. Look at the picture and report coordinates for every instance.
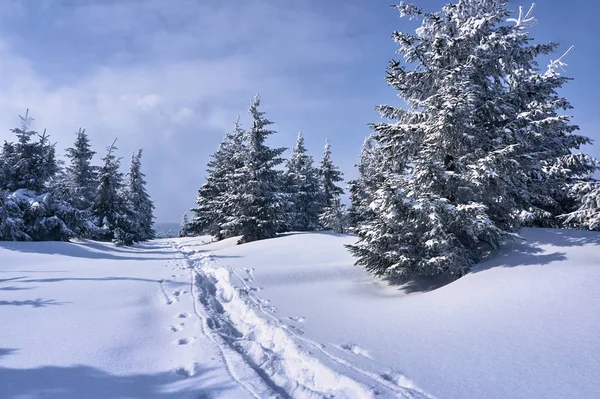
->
[170,323,184,332]
[175,362,200,378]
[177,313,189,319]
[173,290,181,297]
[340,343,372,359]
[177,337,191,345]
[288,316,306,323]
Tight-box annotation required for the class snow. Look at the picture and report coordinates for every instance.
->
[1,228,600,398]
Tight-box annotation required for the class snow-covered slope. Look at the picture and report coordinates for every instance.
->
[179,228,600,399]
[1,228,599,398]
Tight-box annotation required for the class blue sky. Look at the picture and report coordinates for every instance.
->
[0,0,597,222]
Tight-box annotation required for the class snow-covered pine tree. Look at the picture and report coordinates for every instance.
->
[179,213,191,237]
[62,128,98,211]
[190,118,246,238]
[1,110,58,192]
[347,136,383,229]
[93,139,133,243]
[318,140,344,208]
[283,131,322,231]
[0,111,87,241]
[223,95,286,244]
[318,196,348,234]
[348,1,593,279]
[124,150,155,242]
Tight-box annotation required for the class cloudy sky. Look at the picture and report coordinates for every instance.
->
[0,0,597,222]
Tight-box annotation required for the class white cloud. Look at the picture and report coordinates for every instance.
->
[0,0,369,221]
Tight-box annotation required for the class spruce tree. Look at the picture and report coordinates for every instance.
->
[93,139,132,243]
[347,136,383,229]
[179,213,191,237]
[124,150,155,242]
[319,196,348,234]
[284,131,322,231]
[348,1,593,279]
[225,95,286,244]
[0,111,85,241]
[190,118,246,238]
[63,128,98,210]
[318,140,344,208]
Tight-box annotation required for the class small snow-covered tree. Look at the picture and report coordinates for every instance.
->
[62,128,98,210]
[223,95,286,244]
[319,196,348,234]
[179,213,191,237]
[283,131,322,231]
[190,118,246,238]
[348,1,593,279]
[124,150,155,242]
[318,140,344,208]
[0,110,58,193]
[347,136,383,229]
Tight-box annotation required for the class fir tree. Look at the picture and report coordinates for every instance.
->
[63,128,98,210]
[224,95,286,244]
[93,139,132,243]
[0,111,85,241]
[319,196,348,234]
[190,118,246,238]
[347,136,383,229]
[1,110,58,192]
[179,213,191,237]
[348,1,593,279]
[318,140,344,208]
[124,150,155,242]
[284,131,322,231]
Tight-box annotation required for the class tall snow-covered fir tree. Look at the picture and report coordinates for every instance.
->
[347,136,383,229]
[317,140,345,232]
[190,118,246,239]
[318,140,344,208]
[62,128,98,211]
[93,139,133,244]
[124,150,155,242]
[283,131,322,231]
[223,95,287,244]
[348,1,595,279]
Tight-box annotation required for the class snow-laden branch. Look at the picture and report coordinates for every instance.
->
[507,3,537,28]
[547,45,575,74]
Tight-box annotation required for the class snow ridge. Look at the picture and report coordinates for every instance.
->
[174,241,434,399]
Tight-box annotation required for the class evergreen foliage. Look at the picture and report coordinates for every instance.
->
[283,131,322,231]
[318,140,344,208]
[348,1,594,279]
[124,150,155,242]
[190,118,246,238]
[225,95,287,244]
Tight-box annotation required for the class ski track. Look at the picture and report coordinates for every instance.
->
[164,239,436,399]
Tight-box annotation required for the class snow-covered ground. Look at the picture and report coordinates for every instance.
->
[1,228,599,398]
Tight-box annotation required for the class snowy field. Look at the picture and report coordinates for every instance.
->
[1,228,599,398]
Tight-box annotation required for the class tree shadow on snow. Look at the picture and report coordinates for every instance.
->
[0,241,167,261]
[0,298,69,307]
[0,365,236,399]
[525,228,600,248]
[0,348,18,359]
